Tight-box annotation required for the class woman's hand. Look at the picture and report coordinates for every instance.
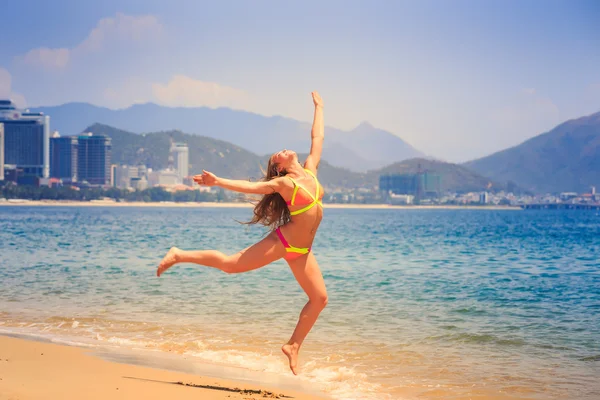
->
[312,91,324,108]
[193,170,218,186]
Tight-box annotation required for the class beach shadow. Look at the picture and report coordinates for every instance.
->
[122,376,294,398]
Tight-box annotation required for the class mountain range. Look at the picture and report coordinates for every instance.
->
[32,103,423,172]
[33,103,600,194]
[86,123,512,193]
[464,111,600,193]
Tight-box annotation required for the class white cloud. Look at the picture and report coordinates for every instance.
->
[19,48,70,70]
[15,13,163,70]
[101,75,250,110]
[78,13,163,53]
[9,13,248,112]
[0,67,27,108]
[102,77,154,108]
[151,75,249,108]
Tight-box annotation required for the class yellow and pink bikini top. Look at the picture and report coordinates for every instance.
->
[286,169,324,216]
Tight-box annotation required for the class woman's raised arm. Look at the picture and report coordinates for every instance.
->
[304,91,324,173]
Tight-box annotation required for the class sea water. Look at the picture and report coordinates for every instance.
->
[1,206,599,399]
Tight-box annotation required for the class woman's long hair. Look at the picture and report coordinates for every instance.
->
[244,156,290,231]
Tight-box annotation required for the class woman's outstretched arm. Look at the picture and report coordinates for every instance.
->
[193,170,289,194]
[304,91,324,173]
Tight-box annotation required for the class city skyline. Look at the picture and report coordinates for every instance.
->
[1,100,597,205]
[1,99,192,188]
[0,0,598,162]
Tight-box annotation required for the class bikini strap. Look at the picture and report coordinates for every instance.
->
[290,201,317,216]
[304,169,319,200]
[287,170,322,211]
[286,176,300,206]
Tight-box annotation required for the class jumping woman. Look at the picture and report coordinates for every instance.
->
[156,91,327,375]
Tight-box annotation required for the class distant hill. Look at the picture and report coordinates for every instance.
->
[86,123,264,180]
[330,122,423,170]
[84,124,493,193]
[32,102,423,172]
[464,111,600,193]
[366,158,514,193]
[84,124,370,189]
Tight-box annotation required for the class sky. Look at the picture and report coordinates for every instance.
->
[0,0,599,162]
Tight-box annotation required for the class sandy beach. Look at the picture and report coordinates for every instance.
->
[0,199,522,210]
[0,335,327,400]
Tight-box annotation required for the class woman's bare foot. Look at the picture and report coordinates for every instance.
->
[157,247,180,277]
[281,343,300,375]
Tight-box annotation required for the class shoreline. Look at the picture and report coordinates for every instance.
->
[0,334,328,400]
[0,199,522,210]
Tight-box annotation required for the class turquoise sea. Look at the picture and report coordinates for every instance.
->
[1,206,599,399]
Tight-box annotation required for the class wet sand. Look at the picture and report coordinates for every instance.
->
[0,335,327,400]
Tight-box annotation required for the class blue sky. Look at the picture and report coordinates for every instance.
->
[1,0,598,161]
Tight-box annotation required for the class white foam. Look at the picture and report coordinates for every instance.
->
[106,336,155,347]
[0,325,394,399]
[0,327,98,349]
[300,365,391,400]
[183,347,392,400]
[49,337,98,348]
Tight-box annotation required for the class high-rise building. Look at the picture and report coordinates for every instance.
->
[379,172,441,198]
[480,192,489,204]
[50,132,78,182]
[77,133,111,186]
[130,176,148,191]
[171,143,189,183]
[115,165,141,189]
[149,169,179,186]
[111,164,117,187]
[0,123,4,181]
[0,100,50,178]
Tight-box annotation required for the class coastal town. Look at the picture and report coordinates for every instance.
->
[1,99,599,209]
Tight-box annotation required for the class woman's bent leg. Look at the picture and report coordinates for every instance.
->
[157,231,286,276]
